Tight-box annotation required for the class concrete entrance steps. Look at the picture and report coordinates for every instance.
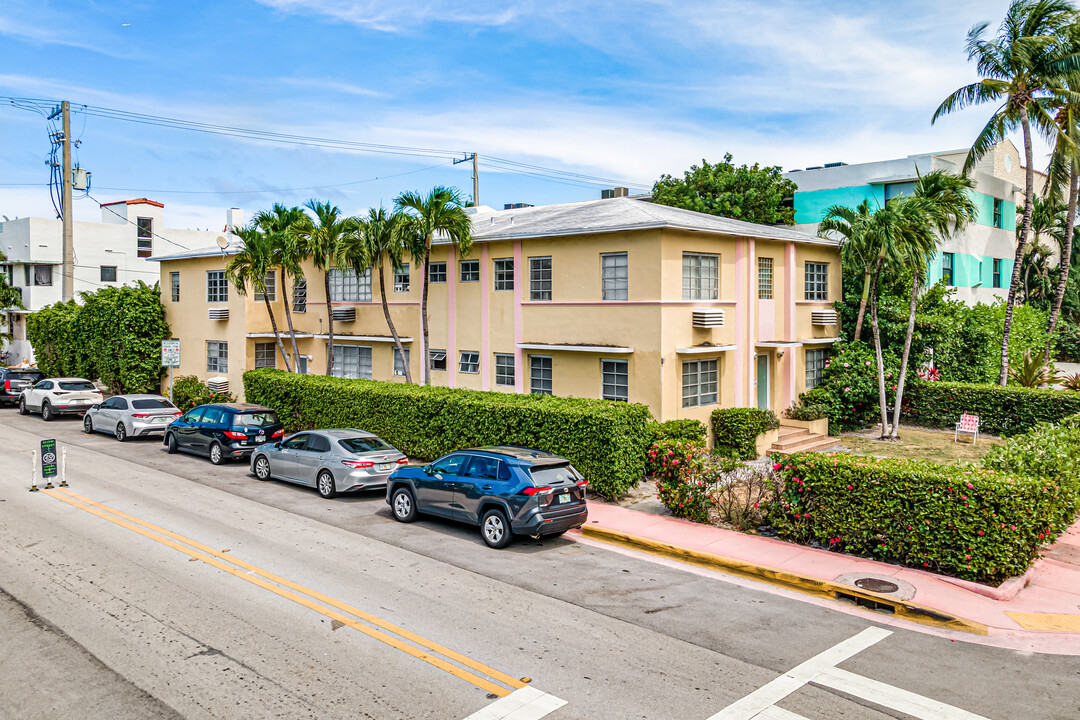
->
[769,424,839,455]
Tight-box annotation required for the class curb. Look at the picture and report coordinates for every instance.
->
[580,525,989,636]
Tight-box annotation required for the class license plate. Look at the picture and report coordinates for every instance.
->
[556,493,571,505]
[378,463,392,472]
[153,416,167,423]
[255,437,266,444]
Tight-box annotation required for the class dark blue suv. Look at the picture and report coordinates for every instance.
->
[386,446,589,548]
[165,403,284,465]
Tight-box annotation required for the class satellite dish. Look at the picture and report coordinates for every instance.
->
[215,236,229,250]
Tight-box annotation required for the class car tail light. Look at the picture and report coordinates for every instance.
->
[271,429,284,438]
[521,486,553,496]
[131,413,152,418]
[576,480,588,487]
[223,430,247,440]
[342,459,375,469]
[396,457,409,465]
[173,412,182,417]
[3,380,8,391]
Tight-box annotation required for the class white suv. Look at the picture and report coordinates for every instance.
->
[20,378,103,421]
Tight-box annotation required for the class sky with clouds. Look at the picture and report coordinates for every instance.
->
[0,0,1046,230]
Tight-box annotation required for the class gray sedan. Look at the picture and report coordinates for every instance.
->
[250,429,408,498]
[83,394,181,441]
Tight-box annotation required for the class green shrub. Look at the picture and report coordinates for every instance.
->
[645,439,704,482]
[170,375,236,412]
[648,419,707,446]
[769,452,1071,582]
[243,369,653,499]
[785,403,828,421]
[982,423,1080,529]
[711,408,779,459]
[795,341,897,435]
[903,380,1080,436]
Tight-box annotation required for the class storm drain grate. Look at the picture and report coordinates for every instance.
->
[835,591,896,615]
[854,578,900,594]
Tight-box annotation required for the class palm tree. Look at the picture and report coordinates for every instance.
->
[932,0,1079,385]
[1044,69,1080,360]
[889,172,977,439]
[300,200,357,375]
[394,187,473,385]
[254,204,309,370]
[819,200,876,340]
[226,225,292,372]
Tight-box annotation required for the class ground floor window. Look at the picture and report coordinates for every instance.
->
[682,358,718,408]
[332,345,372,379]
[805,348,828,390]
[207,341,228,374]
[430,349,447,371]
[495,354,515,386]
[459,351,480,374]
[394,347,410,376]
[601,359,628,401]
[254,342,277,369]
[530,355,552,395]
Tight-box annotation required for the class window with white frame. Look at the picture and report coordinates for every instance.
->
[329,268,372,302]
[428,262,447,283]
[758,257,773,300]
[805,348,827,390]
[170,272,180,302]
[254,342,277,369]
[429,349,447,371]
[804,262,829,301]
[682,253,719,300]
[529,257,552,301]
[682,359,718,408]
[136,217,153,258]
[393,347,410,376]
[459,351,480,374]
[292,278,306,312]
[207,341,228,374]
[460,259,480,282]
[601,359,628,402]
[331,345,372,379]
[254,270,276,302]
[495,354,515,386]
[530,355,552,395]
[100,265,117,283]
[393,263,410,293]
[206,270,228,302]
[601,252,628,301]
[494,258,514,291]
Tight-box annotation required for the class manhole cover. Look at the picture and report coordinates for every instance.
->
[854,578,900,594]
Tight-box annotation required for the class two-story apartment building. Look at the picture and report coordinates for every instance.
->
[151,197,841,425]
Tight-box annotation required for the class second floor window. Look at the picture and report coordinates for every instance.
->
[495,354,515,386]
[530,257,552,301]
[804,262,829,301]
[601,252,628,301]
[459,351,480,374]
[137,217,153,258]
[100,265,117,283]
[992,258,1003,289]
[170,272,180,302]
[429,262,447,283]
[942,253,955,286]
[758,257,773,300]
[34,265,53,287]
[460,259,480,282]
[993,199,1003,229]
[329,268,372,302]
[254,271,276,302]
[682,359,718,408]
[394,263,410,292]
[494,258,514,290]
[429,349,447,371]
[682,253,718,300]
[206,270,228,302]
[206,341,228,374]
[292,278,307,312]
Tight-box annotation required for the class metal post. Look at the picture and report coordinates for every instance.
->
[29,450,38,492]
[61,100,74,302]
[60,446,68,487]
[169,365,174,404]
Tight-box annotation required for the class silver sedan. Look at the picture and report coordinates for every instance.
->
[83,394,181,441]
[250,429,408,498]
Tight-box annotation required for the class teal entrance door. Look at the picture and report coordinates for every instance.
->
[756,354,769,410]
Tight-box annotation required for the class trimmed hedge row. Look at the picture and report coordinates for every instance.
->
[648,419,708,446]
[243,369,653,499]
[712,408,779,459]
[769,452,1071,582]
[903,380,1080,436]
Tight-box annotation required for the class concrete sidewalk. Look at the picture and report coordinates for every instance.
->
[572,501,1080,654]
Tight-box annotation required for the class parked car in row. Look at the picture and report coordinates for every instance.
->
[0,368,45,406]
[165,403,284,465]
[387,446,589,548]
[19,378,103,420]
[83,394,181,441]
[250,429,408,498]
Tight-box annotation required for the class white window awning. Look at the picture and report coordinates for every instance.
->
[516,343,633,354]
[676,344,737,354]
[800,336,843,345]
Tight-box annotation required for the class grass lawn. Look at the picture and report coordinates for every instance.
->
[837,425,1000,464]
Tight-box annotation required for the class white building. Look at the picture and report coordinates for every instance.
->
[0,199,242,363]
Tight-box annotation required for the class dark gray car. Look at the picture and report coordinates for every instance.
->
[250,429,407,498]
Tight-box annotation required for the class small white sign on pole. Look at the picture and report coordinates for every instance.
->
[161,339,181,368]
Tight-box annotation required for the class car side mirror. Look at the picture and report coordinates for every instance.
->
[274,441,281,448]
[423,466,435,475]
[91,404,100,410]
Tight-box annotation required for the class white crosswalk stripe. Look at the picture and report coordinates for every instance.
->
[463,686,567,720]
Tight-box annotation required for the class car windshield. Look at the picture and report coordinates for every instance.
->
[236,411,278,427]
[59,381,95,391]
[338,437,393,454]
[528,464,575,485]
[131,398,176,410]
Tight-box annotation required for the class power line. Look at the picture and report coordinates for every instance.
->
[88,194,191,251]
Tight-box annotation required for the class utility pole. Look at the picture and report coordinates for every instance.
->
[454,153,479,207]
[48,102,76,301]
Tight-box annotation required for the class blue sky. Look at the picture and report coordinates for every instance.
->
[0,0,1039,230]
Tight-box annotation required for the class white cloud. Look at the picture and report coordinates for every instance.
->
[254,0,524,32]
[0,14,135,59]
[277,77,386,98]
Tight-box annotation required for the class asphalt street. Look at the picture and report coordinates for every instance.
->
[1,410,1078,719]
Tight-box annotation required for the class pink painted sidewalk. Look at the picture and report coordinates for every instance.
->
[573,501,1080,653]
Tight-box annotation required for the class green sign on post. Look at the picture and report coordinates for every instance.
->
[41,439,57,479]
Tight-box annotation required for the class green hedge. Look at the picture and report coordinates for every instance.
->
[648,419,708,446]
[982,422,1080,530]
[243,369,653,499]
[903,380,1080,436]
[712,408,779,459]
[171,375,237,413]
[769,453,1072,583]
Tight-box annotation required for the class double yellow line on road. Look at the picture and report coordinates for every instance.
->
[42,488,525,698]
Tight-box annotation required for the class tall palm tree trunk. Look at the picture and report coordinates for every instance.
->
[852,269,872,341]
[890,274,921,439]
[1000,107,1036,385]
[420,238,432,385]
[280,268,301,372]
[379,257,412,384]
[263,296,292,372]
[871,286,890,439]
[1045,169,1078,363]
[324,270,335,376]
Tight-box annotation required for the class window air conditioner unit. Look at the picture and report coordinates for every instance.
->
[206,377,229,394]
[208,307,229,320]
[692,309,725,328]
[332,306,357,322]
[812,310,838,325]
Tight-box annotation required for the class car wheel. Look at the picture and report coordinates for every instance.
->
[18,398,28,415]
[391,487,417,522]
[316,470,337,499]
[481,508,513,549]
[41,402,53,421]
[209,442,226,465]
[115,423,127,442]
[83,415,94,434]
[166,433,178,454]
[254,456,271,480]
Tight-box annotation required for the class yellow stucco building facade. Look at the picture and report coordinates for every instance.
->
[152,197,841,428]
